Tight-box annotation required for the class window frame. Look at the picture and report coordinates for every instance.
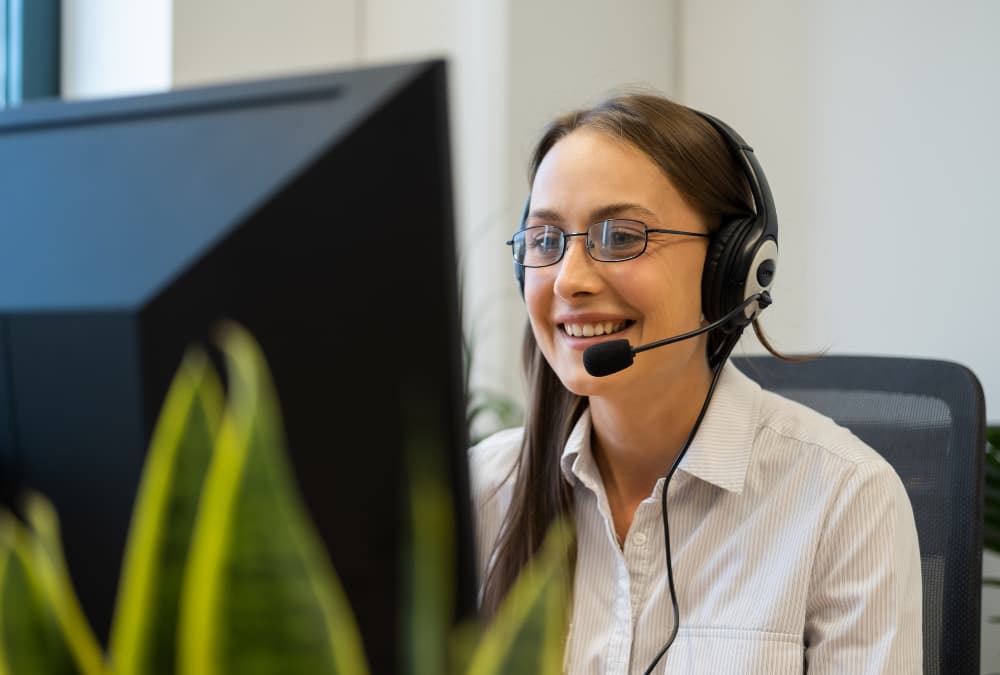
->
[1,0,8,107]
[2,0,60,107]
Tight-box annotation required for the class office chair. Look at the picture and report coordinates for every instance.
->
[731,354,985,675]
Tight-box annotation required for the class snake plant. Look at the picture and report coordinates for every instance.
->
[0,322,568,674]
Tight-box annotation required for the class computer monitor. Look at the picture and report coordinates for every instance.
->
[0,58,476,675]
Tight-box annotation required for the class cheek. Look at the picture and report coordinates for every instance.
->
[523,275,561,363]
[522,272,553,321]
[655,247,706,301]
[633,263,704,326]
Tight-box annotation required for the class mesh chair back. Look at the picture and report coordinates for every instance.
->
[732,354,985,675]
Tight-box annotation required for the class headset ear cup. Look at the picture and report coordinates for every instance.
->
[702,218,749,323]
[695,109,778,333]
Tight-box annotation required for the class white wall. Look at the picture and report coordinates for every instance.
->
[61,0,172,99]
[679,0,1000,425]
[171,0,357,88]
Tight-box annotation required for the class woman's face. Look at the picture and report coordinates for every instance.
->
[524,128,711,398]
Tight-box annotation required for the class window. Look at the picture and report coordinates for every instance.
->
[1,0,8,107]
[1,0,60,107]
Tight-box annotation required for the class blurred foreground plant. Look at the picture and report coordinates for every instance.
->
[0,322,568,674]
[984,426,1000,584]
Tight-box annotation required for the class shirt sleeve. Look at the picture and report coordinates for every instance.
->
[804,459,923,673]
[467,427,522,599]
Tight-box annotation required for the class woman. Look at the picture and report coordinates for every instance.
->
[470,93,922,674]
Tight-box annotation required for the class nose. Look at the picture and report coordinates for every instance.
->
[553,233,603,299]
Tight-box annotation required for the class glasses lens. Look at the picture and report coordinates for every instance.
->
[516,225,564,267]
[590,220,647,261]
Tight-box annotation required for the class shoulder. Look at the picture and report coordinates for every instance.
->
[468,426,523,514]
[749,383,920,587]
[468,427,523,580]
[754,385,908,494]
[750,389,925,669]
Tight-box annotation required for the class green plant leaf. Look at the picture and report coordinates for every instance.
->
[400,392,455,675]
[108,347,224,675]
[0,501,105,675]
[24,494,108,675]
[449,618,484,675]
[985,427,1000,553]
[178,321,370,675]
[0,511,74,675]
[464,519,572,675]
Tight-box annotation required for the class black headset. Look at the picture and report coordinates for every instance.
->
[513,109,778,334]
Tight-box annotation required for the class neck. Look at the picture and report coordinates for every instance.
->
[589,354,715,509]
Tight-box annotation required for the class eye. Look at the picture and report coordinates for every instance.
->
[600,221,645,251]
[528,226,563,252]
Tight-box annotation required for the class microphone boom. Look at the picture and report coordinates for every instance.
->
[581,293,767,377]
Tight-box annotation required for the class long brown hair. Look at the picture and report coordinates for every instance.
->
[479,92,793,618]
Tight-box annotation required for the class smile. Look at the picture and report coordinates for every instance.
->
[561,320,630,338]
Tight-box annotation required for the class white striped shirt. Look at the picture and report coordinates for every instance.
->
[470,361,922,674]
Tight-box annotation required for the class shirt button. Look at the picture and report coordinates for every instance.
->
[633,532,648,546]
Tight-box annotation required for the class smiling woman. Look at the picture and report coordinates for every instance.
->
[471,92,923,675]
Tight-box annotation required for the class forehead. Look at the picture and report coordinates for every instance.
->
[530,128,672,207]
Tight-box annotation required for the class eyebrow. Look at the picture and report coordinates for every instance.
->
[528,202,657,225]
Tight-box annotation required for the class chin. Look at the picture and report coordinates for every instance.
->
[556,364,623,397]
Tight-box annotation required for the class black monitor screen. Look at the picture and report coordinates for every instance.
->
[0,58,476,675]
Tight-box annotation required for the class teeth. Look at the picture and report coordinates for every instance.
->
[563,321,626,337]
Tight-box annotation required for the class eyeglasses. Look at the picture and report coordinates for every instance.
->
[507,218,710,268]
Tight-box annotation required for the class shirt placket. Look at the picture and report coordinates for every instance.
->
[627,495,664,674]
[604,549,634,675]
[626,501,655,626]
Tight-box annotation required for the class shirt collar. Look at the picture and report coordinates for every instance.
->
[560,407,600,493]
[677,361,761,493]
[558,361,762,494]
